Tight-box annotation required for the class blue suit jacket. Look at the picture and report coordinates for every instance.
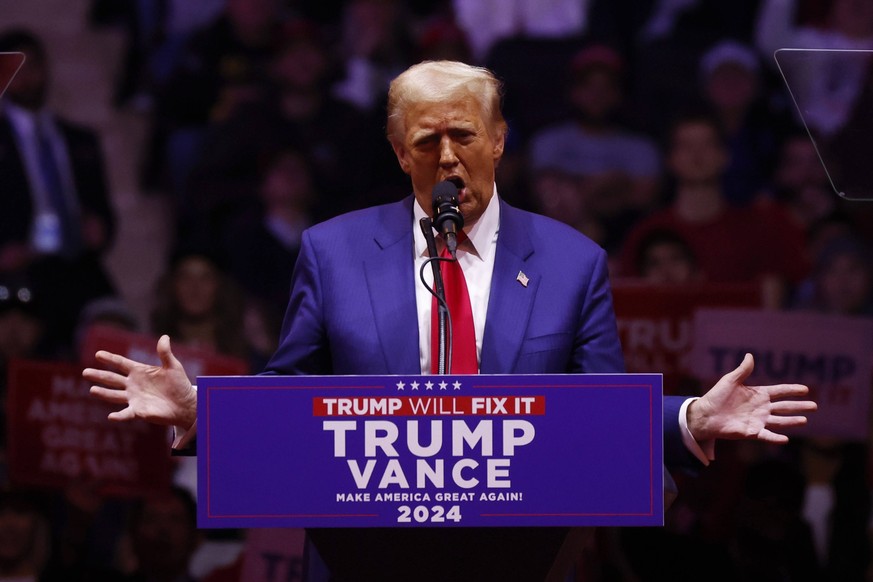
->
[263,196,692,580]
[264,195,692,466]
[267,194,624,373]
[266,196,689,456]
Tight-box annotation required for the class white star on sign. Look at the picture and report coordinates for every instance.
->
[396,381,405,390]
[410,381,420,390]
[439,381,448,390]
[453,381,462,390]
[425,381,434,390]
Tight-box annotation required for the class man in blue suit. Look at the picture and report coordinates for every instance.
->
[85,61,815,580]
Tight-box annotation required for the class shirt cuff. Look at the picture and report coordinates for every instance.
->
[172,385,197,450]
[679,397,715,466]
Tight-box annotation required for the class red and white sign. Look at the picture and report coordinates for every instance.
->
[612,282,761,394]
[690,308,873,441]
[6,360,173,497]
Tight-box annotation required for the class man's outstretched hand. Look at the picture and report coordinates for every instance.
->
[83,335,197,430]
[688,353,817,444]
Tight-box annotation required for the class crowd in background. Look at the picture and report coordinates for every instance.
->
[1,0,873,580]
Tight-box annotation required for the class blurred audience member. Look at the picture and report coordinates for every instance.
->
[768,130,835,229]
[0,486,126,581]
[453,0,591,62]
[185,18,395,239]
[529,45,662,251]
[144,0,284,195]
[531,169,605,250]
[414,17,472,63]
[632,0,761,137]
[0,489,50,581]
[122,487,200,582]
[698,40,785,206]
[798,439,871,582]
[756,0,873,138]
[618,113,809,300]
[793,235,873,316]
[72,295,141,359]
[635,228,700,284]
[0,278,47,366]
[730,458,822,582]
[94,0,226,111]
[0,29,118,353]
[0,277,50,460]
[150,249,249,363]
[331,0,414,112]
[222,148,313,321]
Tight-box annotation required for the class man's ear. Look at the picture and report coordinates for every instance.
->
[391,140,412,175]
[491,132,506,168]
[492,130,506,165]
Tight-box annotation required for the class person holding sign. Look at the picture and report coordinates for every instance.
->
[84,61,816,580]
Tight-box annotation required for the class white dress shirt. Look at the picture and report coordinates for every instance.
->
[413,187,500,374]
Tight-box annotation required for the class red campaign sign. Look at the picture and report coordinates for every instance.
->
[79,324,250,381]
[6,359,173,497]
[611,282,762,394]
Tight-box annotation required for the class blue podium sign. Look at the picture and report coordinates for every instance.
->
[197,374,663,529]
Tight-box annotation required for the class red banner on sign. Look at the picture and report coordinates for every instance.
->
[79,324,250,380]
[612,282,762,395]
[6,359,173,497]
[312,396,547,416]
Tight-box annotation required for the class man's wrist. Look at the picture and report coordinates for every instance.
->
[680,398,715,465]
[177,384,198,431]
[685,397,712,442]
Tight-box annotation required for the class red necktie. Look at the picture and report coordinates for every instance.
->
[431,234,478,374]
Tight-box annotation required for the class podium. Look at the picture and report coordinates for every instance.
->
[198,374,663,581]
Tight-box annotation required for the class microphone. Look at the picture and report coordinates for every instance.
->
[431,180,464,258]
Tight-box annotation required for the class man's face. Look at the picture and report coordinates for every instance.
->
[668,122,728,184]
[642,242,696,284]
[569,69,621,122]
[705,63,757,111]
[392,95,504,226]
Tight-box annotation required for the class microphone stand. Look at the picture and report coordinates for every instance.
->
[419,217,450,375]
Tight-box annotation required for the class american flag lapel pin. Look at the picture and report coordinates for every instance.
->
[516,270,529,287]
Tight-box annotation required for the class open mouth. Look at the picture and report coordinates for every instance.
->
[445,177,467,201]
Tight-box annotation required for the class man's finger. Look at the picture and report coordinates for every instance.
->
[107,406,135,422]
[756,428,789,444]
[157,335,179,369]
[770,400,818,414]
[82,368,128,388]
[89,386,128,405]
[767,414,809,427]
[94,350,139,373]
[725,352,755,384]
[762,383,811,399]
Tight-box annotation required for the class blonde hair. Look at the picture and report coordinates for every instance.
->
[386,60,507,144]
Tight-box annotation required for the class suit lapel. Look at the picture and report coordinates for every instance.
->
[480,200,538,374]
[364,197,421,374]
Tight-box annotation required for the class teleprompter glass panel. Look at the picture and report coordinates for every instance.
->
[775,49,873,201]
